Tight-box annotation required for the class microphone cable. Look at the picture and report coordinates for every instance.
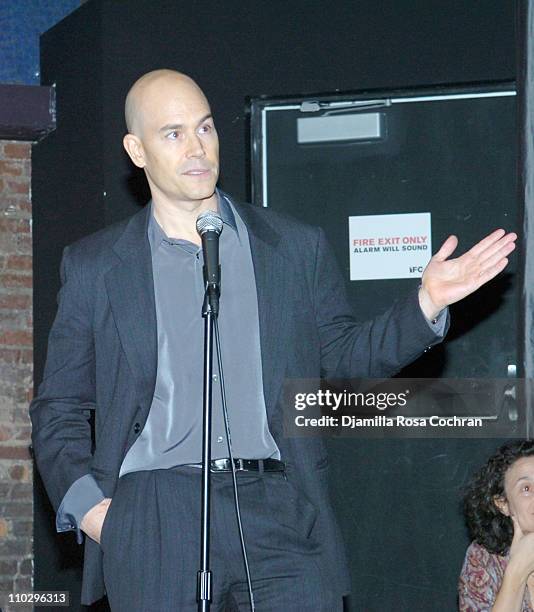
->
[213,317,256,612]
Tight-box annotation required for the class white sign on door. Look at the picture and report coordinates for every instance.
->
[349,213,431,281]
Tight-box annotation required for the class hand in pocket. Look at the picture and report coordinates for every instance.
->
[80,497,112,544]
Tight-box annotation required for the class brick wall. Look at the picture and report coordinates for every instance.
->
[0,141,33,607]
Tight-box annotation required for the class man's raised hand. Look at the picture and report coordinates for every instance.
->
[418,228,517,321]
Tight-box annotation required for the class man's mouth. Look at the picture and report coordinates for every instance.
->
[183,168,211,176]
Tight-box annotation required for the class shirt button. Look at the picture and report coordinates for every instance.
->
[217,436,223,443]
[133,422,141,434]
[212,374,218,381]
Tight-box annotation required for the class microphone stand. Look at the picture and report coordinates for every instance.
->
[197,278,219,612]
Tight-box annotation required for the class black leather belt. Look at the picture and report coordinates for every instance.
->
[199,458,285,473]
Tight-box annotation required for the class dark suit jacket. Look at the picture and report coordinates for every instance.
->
[30,195,444,605]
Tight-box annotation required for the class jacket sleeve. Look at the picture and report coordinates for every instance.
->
[30,245,97,512]
[312,227,448,378]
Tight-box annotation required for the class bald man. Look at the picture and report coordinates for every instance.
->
[30,69,516,611]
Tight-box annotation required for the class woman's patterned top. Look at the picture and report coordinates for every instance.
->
[459,541,533,612]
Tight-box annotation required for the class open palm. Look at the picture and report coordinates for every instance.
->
[419,229,517,320]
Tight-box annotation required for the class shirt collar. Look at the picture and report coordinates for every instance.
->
[218,189,238,232]
[148,189,238,252]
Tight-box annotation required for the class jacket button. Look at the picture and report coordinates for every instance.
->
[133,422,141,434]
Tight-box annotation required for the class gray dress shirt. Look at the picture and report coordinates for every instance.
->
[119,192,279,475]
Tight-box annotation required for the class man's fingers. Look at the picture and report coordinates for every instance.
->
[433,235,458,262]
[478,241,516,275]
[468,228,507,258]
[477,258,509,287]
[475,232,517,265]
[433,230,515,264]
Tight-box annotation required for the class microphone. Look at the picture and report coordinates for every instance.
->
[196,210,223,315]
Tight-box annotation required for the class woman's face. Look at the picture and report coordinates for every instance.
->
[496,456,534,534]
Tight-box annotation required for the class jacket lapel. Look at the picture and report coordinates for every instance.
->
[105,205,157,410]
[232,200,291,422]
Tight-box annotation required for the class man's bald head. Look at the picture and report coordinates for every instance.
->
[122,68,219,209]
[124,69,210,135]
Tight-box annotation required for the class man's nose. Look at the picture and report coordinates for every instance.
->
[185,132,205,158]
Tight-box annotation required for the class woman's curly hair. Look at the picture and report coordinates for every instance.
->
[463,439,534,555]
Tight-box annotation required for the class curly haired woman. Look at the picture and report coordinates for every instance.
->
[459,440,534,611]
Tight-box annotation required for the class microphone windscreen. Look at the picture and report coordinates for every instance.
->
[196,210,223,236]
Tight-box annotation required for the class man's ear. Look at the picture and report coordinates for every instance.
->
[493,495,510,516]
[123,133,146,168]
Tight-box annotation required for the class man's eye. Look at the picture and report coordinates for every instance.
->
[199,124,212,134]
[522,485,531,493]
[167,131,179,139]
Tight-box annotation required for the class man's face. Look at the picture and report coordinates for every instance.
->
[127,77,219,207]
[498,456,534,534]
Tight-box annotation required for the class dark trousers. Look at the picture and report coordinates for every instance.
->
[100,467,342,611]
